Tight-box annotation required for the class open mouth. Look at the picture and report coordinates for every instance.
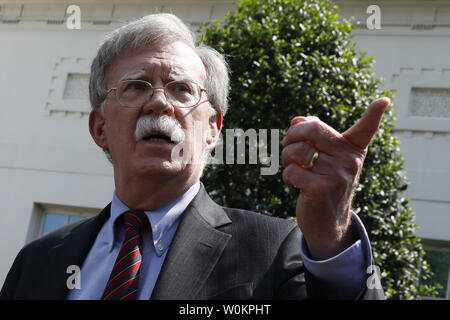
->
[142,133,174,144]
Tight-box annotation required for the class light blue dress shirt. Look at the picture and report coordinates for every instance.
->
[67,182,200,300]
[67,181,370,299]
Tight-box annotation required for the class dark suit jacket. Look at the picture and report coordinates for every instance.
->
[0,184,384,300]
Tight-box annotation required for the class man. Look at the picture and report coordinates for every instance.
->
[1,13,388,300]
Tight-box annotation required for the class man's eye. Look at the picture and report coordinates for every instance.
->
[175,84,189,92]
[171,82,193,94]
[122,81,148,92]
[130,82,148,91]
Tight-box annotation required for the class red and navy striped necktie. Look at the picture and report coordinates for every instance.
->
[102,210,148,300]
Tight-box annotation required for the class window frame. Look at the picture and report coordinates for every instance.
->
[27,203,98,243]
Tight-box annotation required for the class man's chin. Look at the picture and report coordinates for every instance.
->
[133,155,206,180]
[134,158,184,175]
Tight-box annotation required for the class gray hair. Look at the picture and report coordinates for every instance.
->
[89,13,229,116]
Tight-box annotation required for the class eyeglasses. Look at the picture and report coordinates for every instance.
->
[107,79,207,109]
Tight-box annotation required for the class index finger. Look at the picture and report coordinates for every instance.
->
[282,118,343,156]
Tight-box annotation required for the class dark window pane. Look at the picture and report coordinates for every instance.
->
[42,213,67,235]
[424,250,450,298]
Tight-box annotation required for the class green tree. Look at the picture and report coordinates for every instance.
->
[199,0,438,299]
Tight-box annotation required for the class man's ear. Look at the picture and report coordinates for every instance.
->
[89,109,109,150]
[206,111,223,148]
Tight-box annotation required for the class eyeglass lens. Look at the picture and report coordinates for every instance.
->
[117,80,201,108]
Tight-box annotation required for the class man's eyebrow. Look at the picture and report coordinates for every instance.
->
[119,70,147,82]
[117,69,198,83]
[168,71,196,83]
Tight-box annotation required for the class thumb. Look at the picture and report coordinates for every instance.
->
[342,97,390,149]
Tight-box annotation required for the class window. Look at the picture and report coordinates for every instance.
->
[41,212,88,236]
[410,87,450,118]
[422,240,450,299]
[27,203,98,242]
[46,57,91,116]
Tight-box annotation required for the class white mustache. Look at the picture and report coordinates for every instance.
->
[135,115,185,144]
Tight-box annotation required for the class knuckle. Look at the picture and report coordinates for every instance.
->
[310,120,321,130]
[283,142,310,166]
[282,164,296,184]
[281,144,292,157]
[309,121,325,137]
[281,145,294,166]
[285,163,298,175]
[347,156,363,176]
[292,141,305,153]
[297,143,315,166]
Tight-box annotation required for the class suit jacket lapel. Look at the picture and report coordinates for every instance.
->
[151,184,232,300]
[37,205,110,299]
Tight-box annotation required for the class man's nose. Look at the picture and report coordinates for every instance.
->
[141,87,174,116]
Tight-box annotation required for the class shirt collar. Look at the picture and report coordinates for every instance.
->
[106,181,200,253]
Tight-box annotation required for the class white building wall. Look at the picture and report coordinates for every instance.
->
[0,20,115,285]
[335,0,450,242]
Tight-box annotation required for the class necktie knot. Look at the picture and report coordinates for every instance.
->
[123,210,148,229]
